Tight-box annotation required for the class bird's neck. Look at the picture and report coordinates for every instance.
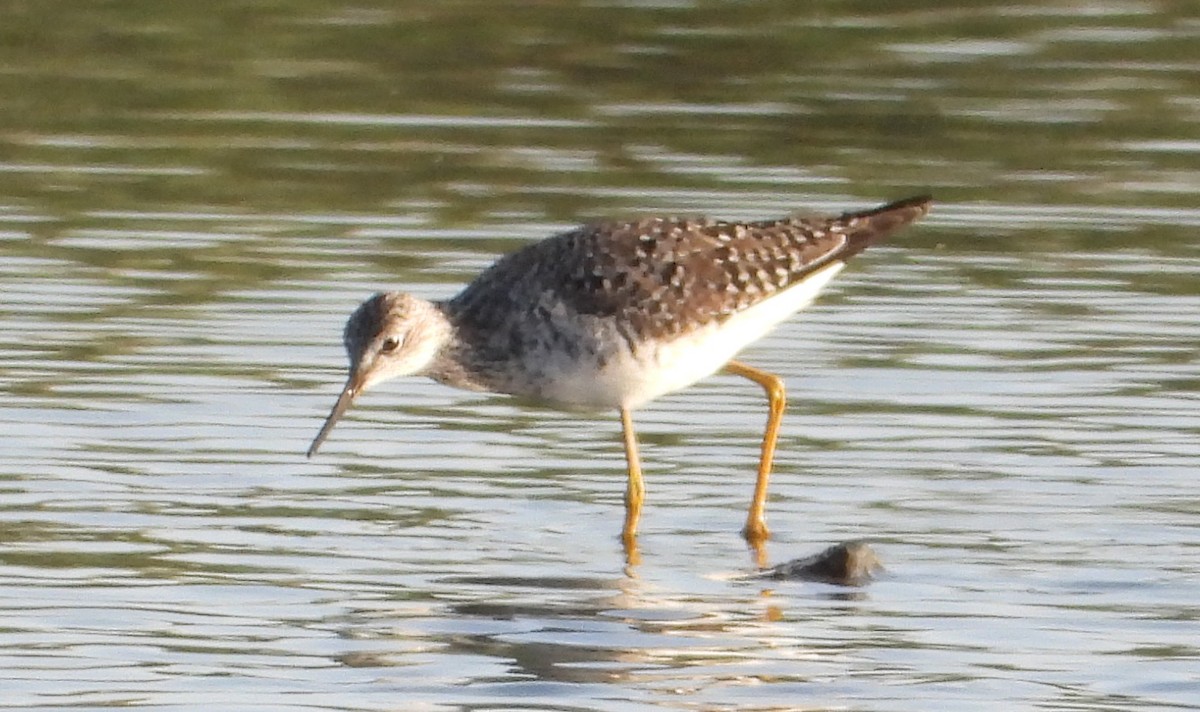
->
[424,301,493,393]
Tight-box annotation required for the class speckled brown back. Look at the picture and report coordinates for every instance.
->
[446,195,931,351]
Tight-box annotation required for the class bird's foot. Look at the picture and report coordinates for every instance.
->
[742,519,770,568]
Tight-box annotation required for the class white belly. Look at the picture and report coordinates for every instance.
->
[538,262,846,409]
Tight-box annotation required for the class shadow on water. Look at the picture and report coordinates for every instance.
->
[331,560,878,689]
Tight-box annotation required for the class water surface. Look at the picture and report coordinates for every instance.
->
[1,2,1198,710]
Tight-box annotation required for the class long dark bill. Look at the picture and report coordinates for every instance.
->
[306,379,359,457]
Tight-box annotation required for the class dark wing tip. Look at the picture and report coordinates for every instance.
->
[844,194,933,221]
[837,194,933,258]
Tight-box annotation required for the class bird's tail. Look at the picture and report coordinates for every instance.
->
[838,194,933,258]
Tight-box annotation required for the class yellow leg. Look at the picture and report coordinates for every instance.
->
[619,407,645,553]
[723,360,787,545]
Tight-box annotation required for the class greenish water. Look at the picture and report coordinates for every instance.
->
[1,2,1197,710]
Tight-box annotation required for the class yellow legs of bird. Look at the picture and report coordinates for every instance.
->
[618,359,786,567]
[619,406,644,566]
[724,360,786,568]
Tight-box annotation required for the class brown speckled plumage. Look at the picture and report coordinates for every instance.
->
[436,195,931,395]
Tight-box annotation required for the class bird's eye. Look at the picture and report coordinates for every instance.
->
[381,336,401,353]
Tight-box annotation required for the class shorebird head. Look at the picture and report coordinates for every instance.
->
[307,292,449,457]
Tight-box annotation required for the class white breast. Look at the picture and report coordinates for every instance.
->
[537,262,847,410]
